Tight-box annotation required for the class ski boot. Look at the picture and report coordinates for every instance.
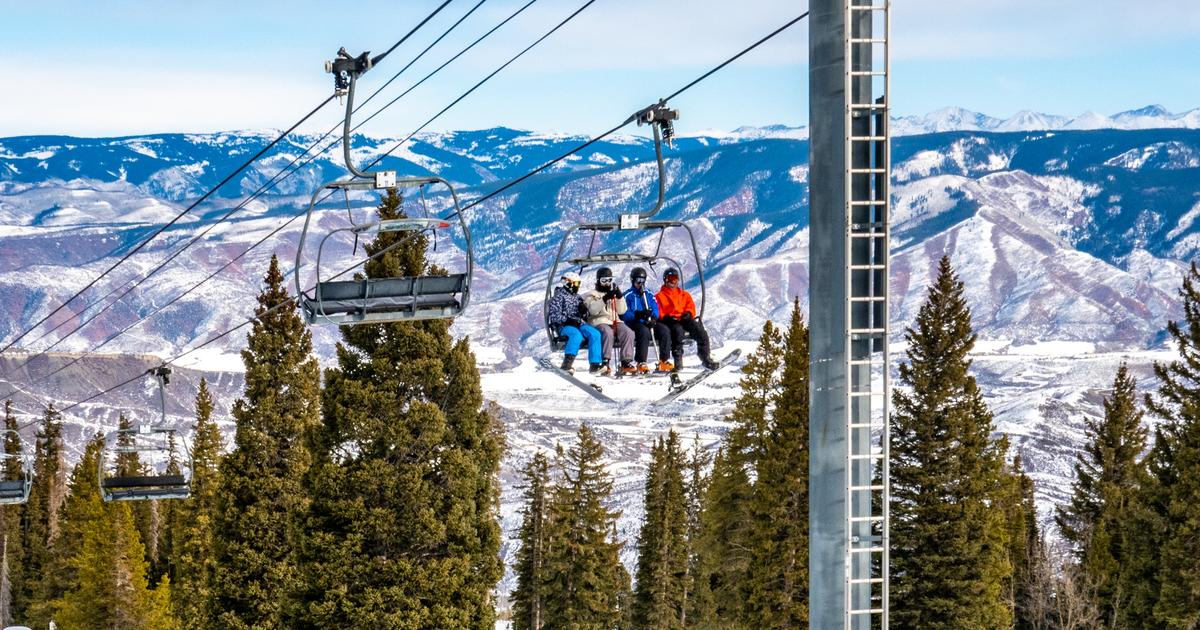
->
[560,354,576,374]
[637,362,652,375]
[655,360,674,374]
[701,356,720,371]
[588,363,604,375]
[620,361,638,376]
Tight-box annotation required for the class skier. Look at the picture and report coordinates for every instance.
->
[583,267,636,376]
[622,267,672,373]
[655,268,719,371]
[547,271,602,373]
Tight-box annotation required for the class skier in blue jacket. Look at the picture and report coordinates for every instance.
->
[547,271,602,372]
[622,267,673,374]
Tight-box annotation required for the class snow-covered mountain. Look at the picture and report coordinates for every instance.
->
[892,104,1200,135]
[2,122,1199,595]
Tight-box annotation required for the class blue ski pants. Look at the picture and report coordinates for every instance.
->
[561,324,603,364]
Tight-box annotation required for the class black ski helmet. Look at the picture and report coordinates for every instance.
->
[630,267,648,283]
[597,266,613,280]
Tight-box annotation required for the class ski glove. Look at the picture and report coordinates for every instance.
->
[681,312,694,322]
[635,309,652,322]
[565,317,583,329]
[605,287,623,301]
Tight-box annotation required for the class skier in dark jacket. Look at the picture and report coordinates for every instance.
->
[621,267,672,373]
[656,267,719,371]
[547,271,602,372]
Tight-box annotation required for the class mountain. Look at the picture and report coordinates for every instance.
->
[2,123,1199,593]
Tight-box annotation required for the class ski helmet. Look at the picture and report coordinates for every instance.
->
[596,266,614,287]
[664,267,680,282]
[630,267,648,283]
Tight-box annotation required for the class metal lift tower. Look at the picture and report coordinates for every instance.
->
[809,0,891,628]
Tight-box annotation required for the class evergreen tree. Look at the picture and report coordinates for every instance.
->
[1054,363,1147,626]
[169,378,224,628]
[680,438,707,628]
[890,256,1012,629]
[115,414,164,583]
[632,431,689,630]
[292,190,502,628]
[32,435,106,626]
[1001,454,1042,630]
[691,319,783,627]
[0,402,24,626]
[1140,263,1200,627]
[16,405,65,622]
[541,424,629,629]
[209,254,321,629]
[746,299,810,629]
[512,453,552,630]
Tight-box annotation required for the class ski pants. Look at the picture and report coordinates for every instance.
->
[561,324,602,364]
[598,322,634,366]
[628,320,671,364]
[662,316,712,363]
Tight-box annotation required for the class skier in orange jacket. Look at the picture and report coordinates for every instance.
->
[655,268,719,371]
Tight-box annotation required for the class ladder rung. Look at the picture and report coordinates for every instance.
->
[848,38,887,44]
[850,103,888,109]
[849,515,885,522]
[849,264,886,270]
[849,136,887,141]
[850,485,885,491]
[849,546,885,553]
[848,360,882,367]
[850,453,885,461]
[849,3,887,9]
[849,296,887,302]
[849,168,887,173]
[850,608,886,614]
[850,200,887,206]
[849,71,886,77]
[849,577,885,584]
[848,423,883,430]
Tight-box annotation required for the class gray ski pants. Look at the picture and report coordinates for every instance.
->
[598,322,634,366]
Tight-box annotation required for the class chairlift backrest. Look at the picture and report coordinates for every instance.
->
[0,429,32,505]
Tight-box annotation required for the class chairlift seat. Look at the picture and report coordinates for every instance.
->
[0,479,28,502]
[102,475,187,489]
[303,273,467,325]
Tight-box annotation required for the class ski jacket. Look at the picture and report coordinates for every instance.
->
[584,288,627,327]
[621,287,660,324]
[547,286,585,328]
[656,285,697,319]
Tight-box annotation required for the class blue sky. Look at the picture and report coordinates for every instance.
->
[2,0,1198,136]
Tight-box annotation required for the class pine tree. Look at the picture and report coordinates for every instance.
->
[632,431,689,630]
[292,189,502,628]
[115,414,164,584]
[540,424,629,629]
[1001,454,1042,630]
[209,254,321,629]
[690,319,783,627]
[890,256,1012,629]
[1139,263,1200,627]
[1053,363,1147,625]
[512,453,552,630]
[746,299,810,629]
[169,378,224,628]
[17,405,65,623]
[0,402,24,627]
[680,438,707,627]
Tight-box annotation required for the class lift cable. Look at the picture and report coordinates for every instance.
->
[0,0,457,357]
[21,9,810,423]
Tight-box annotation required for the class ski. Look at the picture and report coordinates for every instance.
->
[537,358,618,404]
[651,349,742,407]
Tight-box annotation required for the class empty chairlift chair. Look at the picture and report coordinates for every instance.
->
[98,366,191,502]
[0,429,32,505]
[293,177,473,326]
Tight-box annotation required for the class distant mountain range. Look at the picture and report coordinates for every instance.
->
[687,105,1200,142]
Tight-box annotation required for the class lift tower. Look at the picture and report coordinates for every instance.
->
[809,0,891,628]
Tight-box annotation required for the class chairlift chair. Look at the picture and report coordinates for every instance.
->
[98,366,191,502]
[0,429,32,505]
[294,50,473,326]
[542,102,706,351]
